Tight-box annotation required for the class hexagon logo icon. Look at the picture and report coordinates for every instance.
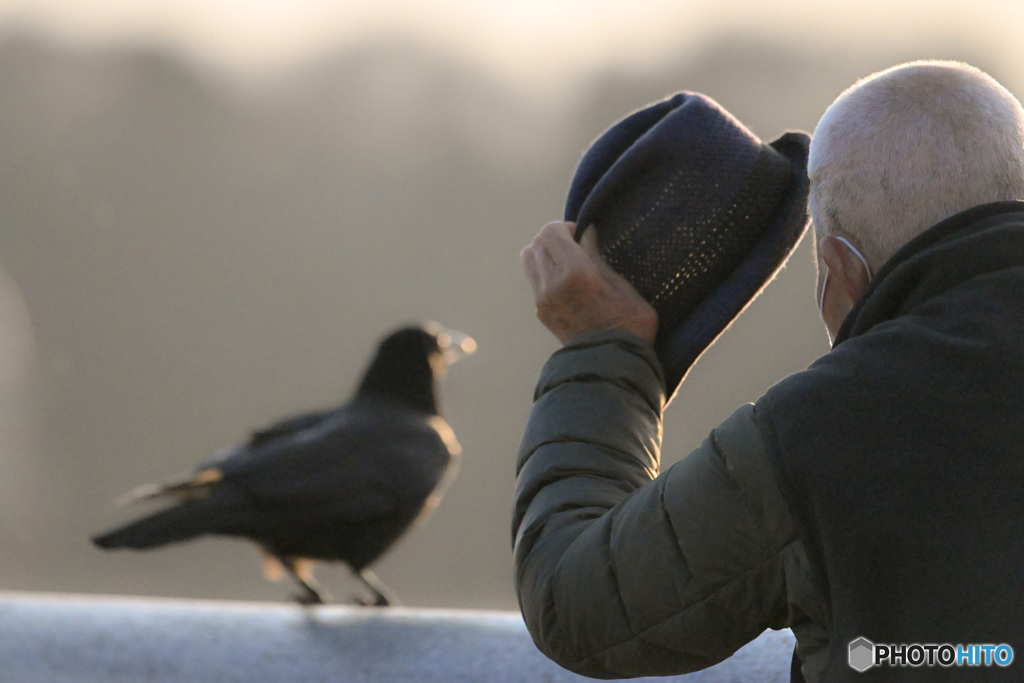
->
[848,637,875,672]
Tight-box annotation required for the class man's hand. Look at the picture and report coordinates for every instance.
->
[521,221,658,346]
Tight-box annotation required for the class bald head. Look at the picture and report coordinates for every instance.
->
[808,60,1024,270]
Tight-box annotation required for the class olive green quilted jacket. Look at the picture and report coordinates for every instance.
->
[513,330,828,681]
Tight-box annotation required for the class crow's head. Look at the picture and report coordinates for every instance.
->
[357,323,475,412]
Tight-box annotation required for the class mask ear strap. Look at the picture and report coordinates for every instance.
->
[833,236,873,279]
[818,268,831,319]
[818,236,872,320]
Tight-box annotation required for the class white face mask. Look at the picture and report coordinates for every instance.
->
[818,236,873,320]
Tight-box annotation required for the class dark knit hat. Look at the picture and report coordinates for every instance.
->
[565,92,810,400]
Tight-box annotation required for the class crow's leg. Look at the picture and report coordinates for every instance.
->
[283,558,329,605]
[355,568,399,607]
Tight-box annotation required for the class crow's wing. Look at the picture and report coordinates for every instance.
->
[191,407,341,471]
[216,399,458,521]
[246,408,340,448]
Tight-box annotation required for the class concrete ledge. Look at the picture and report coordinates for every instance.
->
[0,592,795,682]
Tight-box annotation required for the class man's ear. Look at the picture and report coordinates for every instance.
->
[819,236,871,300]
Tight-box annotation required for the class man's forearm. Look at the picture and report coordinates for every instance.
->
[513,330,665,676]
[512,331,800,678]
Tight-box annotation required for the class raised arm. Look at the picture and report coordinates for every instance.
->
[514,223,804,679]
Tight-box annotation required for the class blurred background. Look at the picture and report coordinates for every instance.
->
[0,0,1021,610]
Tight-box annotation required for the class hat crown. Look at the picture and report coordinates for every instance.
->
[564,92,810,398]
[567,93,763,220]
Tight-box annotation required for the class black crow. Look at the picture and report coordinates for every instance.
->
[92,323,475,606]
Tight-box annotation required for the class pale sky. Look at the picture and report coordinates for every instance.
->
[0,0,1022,87]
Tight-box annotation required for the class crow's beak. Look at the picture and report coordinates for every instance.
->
[437,328,476,365]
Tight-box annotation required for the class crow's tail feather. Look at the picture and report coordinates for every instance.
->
[92,499,223,550]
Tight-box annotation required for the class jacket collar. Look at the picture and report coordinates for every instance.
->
[834,200,1024,347]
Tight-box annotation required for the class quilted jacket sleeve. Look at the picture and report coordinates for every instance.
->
[513,330,800,679]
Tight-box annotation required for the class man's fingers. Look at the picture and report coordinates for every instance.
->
[520,219,660,345]
[521,230,565,296]
[535,221,579,264]
[579,223,632,285]
[546,220,576,241]
[578,224,601,258]
[579,224,617,278]
[520,244,541,290]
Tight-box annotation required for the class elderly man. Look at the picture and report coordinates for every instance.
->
[514,60,1024,682]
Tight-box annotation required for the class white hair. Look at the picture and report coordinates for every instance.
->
[808,60,1024,268]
